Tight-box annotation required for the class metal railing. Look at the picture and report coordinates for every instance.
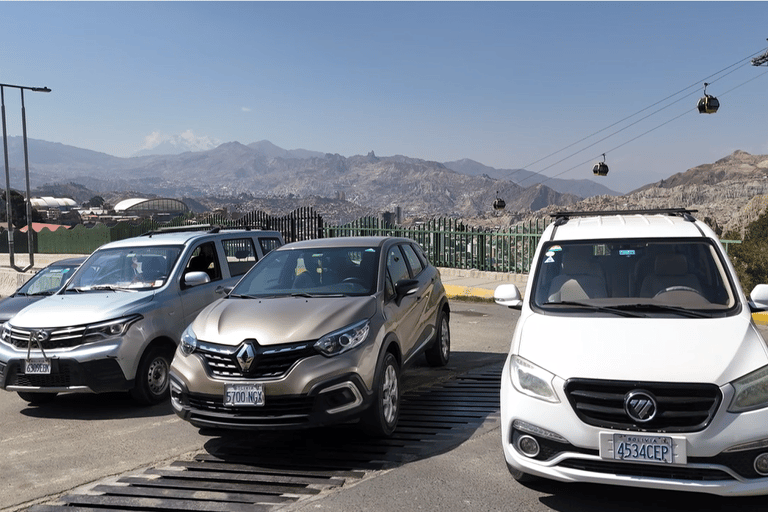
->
[0,207,740,274]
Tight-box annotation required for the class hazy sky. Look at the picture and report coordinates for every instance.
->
[2,1,768,193]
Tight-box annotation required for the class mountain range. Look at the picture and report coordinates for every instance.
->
[3,136,768,231]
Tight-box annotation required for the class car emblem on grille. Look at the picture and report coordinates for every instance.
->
[624,390,657,423]
[236,343,256,372]
[30,330,50,343]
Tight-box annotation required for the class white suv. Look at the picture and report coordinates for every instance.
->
[495,208,768,496]
[0,226,283,405]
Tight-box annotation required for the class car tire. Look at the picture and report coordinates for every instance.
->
[130,345,173,405]
[17,391,57,405]
[425,310,450,367]
[362,352,400,437]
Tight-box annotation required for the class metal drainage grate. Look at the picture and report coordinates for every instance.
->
[29,364,502,512]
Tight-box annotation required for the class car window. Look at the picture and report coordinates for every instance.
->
[401,244,424,276]
[222,238,258,277]
[184,242,222,282]
[68,246,181,291]
[387,246,411,283]
[233,247,379,297]
[532,239,737,312]
[19,264,79,295]
[259,237,282,255]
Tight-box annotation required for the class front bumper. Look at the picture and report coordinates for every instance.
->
[0,339,131,394]
[169,342,380,430]
[500,359,768,496]
[170,371,372,430]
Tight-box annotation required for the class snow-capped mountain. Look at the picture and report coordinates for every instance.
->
[132,130,221,157]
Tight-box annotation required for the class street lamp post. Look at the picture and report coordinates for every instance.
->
[0,83,51,272]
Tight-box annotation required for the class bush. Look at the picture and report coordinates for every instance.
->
[727,213,768,296]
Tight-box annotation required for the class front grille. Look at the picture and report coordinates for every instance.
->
[188,394,315,426]
[557,459,734,481]
[565,379,721,433]
[6,324,88,350]
[8,362,72,387]
[198,340,318,379]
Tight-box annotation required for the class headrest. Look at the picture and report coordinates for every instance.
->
[561,258,592,275]
[655,254,688,276]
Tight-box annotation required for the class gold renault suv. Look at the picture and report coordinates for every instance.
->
[170,236,450,437]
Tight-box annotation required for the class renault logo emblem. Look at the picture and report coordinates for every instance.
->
[236,343,256,372]
[624,390,658,423]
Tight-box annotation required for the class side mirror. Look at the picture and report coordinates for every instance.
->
[750,284,768,312]
[395,279,419,299]
[495,284,523,310]
[184,271,211,288]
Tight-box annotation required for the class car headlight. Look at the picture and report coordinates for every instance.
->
[180,324,198,356]
[314,320,370,357]
[509,355,560,403]
[84,315,142,342]
[729,365,768,413]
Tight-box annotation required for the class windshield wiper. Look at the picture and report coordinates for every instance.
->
[543,301,645,317]
[613,303,713,318]
[228,293,257,299]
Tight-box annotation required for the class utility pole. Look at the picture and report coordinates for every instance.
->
[0,83,51,272]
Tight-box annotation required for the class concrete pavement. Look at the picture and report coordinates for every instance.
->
[438,267,527,301]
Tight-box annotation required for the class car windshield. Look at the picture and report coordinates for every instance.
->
[531,239,737,315]
[18,262,80,296]
[232,246,380,298]
[66,246,182,291]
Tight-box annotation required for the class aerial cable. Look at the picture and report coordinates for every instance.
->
[516,61,756,186]
[533,68,768,187]
[507,44,768,183]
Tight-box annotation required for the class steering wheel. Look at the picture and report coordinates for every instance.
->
[653,286,703,298]
[342,277,365,286]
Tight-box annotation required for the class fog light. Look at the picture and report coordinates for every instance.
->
[517,435,540,458]
[754,453,768,476]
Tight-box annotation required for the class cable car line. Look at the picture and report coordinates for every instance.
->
[504,44,768,186]
[533,68,768,187]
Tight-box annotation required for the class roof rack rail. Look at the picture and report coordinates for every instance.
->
[139,224,267,237]
[551,208,699,225]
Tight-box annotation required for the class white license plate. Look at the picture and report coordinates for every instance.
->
[612,433,673,464]
[224,384,264,407]
[24,358,51,375]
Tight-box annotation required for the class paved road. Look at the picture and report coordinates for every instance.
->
[8,300,767,512]
[0,299,515,511]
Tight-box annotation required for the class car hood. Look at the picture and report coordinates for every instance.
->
[9,291,155,328]
[516,312,768,385]
[0,295,46,323]
[192,295,378,346]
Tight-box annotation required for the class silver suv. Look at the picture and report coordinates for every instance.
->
[0,226,283,405]
[170,236,451,436]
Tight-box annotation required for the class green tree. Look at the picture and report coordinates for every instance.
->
[88,195,105,208]
[0,190,34,229]
[728,212,768,296]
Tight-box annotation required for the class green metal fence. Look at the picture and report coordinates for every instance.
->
[0,208,741,274]
[2,208,548,273]
[325,217,547,273]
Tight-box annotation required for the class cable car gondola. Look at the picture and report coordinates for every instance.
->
[592,153,609,176]
[493,191,506,211]
[697,82,719,114]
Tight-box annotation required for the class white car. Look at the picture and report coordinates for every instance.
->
[494,208,768,496]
